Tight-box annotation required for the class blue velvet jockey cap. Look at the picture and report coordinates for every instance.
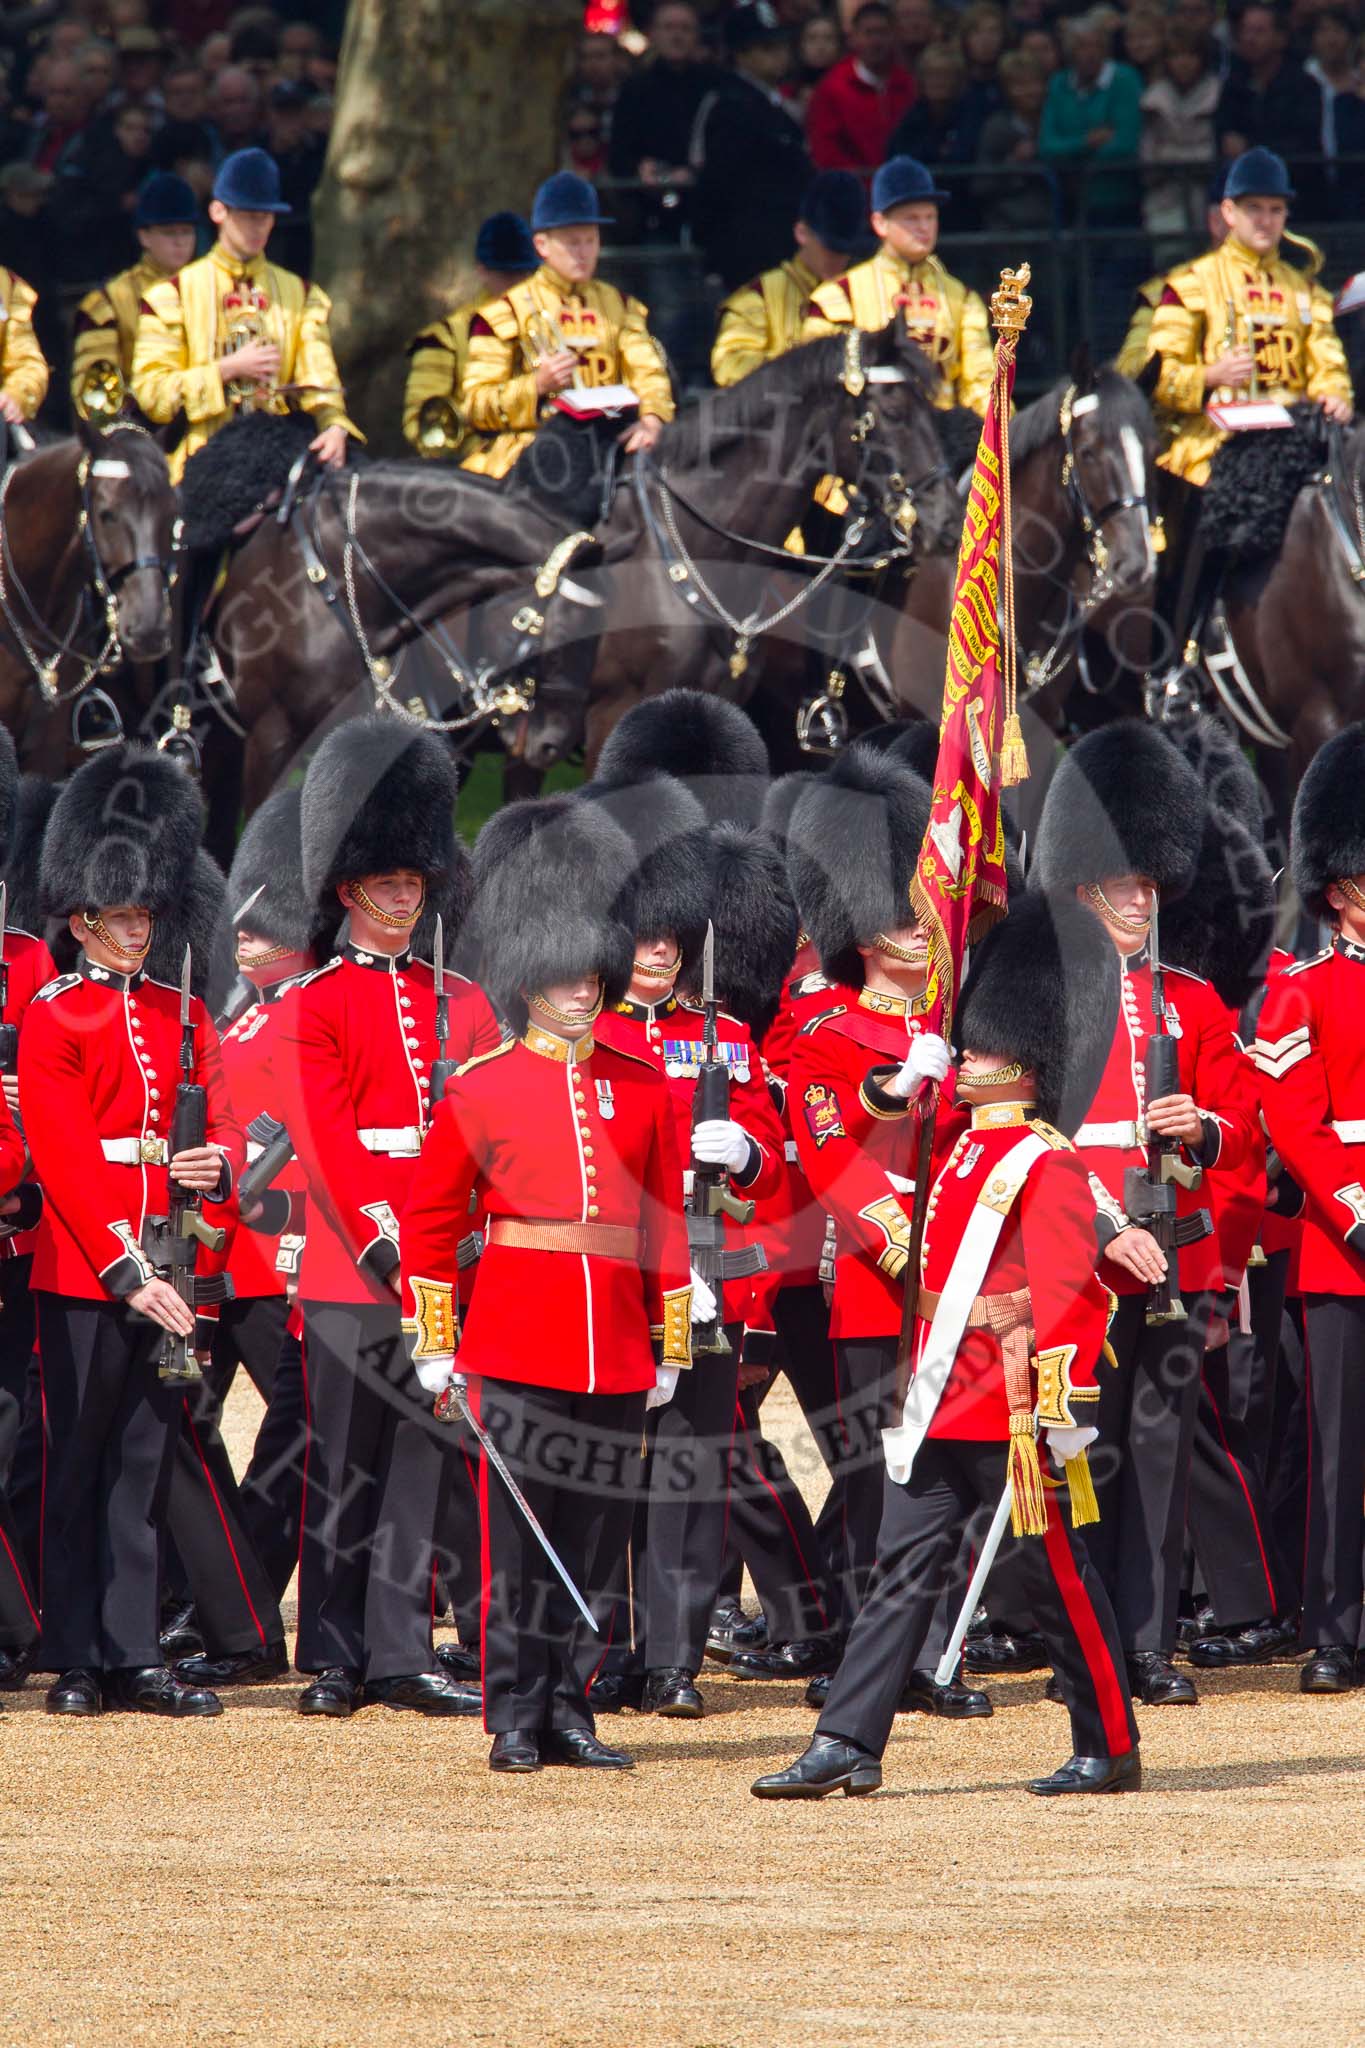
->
[133,171,199,229]
[475,210,537,272]
[213,146,292,214]
[871,153,950,213]
[798,169,866,255]
[530,171,614,232]
[1224,146,1295,202]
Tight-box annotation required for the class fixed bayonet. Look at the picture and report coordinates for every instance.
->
[430,912,456,1106]
[701,917,715,1014]
[231,881,265,929]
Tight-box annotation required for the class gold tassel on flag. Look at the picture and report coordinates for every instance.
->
[989,266,1032,788]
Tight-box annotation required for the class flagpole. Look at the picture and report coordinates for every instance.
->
[891,264,1034,1417]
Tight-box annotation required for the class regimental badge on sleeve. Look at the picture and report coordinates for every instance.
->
[803,1081,845,1148]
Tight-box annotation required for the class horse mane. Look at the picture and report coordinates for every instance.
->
[1009,365,1154,472]
[658,328,939,467]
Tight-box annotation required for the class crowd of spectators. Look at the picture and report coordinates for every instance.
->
[0,0,340,370]
[568,0,1365,268]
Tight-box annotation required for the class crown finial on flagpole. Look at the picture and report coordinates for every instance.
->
[990,264,1033,336]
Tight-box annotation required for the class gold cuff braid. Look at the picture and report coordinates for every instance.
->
[660,1285,693,1369]
[402,1275,458,1360]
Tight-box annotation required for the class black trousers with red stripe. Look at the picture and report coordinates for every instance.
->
[36,1293,183,1673]
[817,1438,1138,1764]
[474,1376,645,1734]
[829,1335,902,1617]
[0,1250,36,1487]
[1186,1338,1291,1627]
[725,1376,840,1644]
[0,1487,37,1650]
[296,1300,452,1684]
[205,1295,307,1598]
[168,1378,284,1659]
[1301,1295,1365,1652]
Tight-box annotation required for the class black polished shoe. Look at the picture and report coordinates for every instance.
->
[489,1729,542,1773]
[45,1667,102,1716]
[898,1668,993,1718]
[642,1666,704,1718]
[1028,1749,1142,1797]
[1175,1603,1216,1655]
[1300,1646,1359,1694]
[544,1727,635,1769]
[751,1734,882,1800]
[368,1670,482,1716]
[705,1602,768,1664]
[588,1668,646,1713]
[962,1629,1050,1675]
[157,1601,204,1661]
[173,1641,289,1688]
[805,1671,832,1709]
[297,1667,364,1718]
[728,1632,843,1682]
[105,1664,223,1717]
[434,1641,480,1683]
[0,1643,34,1691]
[1127,1651,1198,1705]
[1188,1616,1300,1669]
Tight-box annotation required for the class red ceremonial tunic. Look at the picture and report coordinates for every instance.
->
[0,926,58,1261]
[788,986,962,1340]
[399,1025,692,1396]
[1074,956,1257,1298]
[1254,935,1365,1297]
[593,991,783,1324]
[760,964,859,1295]
[914,1106,1109,1441]
[1202,995,1268,1290]
[217,966,310,1302]
[275,939,502,1307]
[19,956,241,1302]
[1255,946,1306,1269]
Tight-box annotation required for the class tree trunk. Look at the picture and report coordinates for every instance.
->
[313,0,581,452]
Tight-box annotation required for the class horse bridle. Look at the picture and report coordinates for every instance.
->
[76,440,182,623]
[1057,382,1148,594]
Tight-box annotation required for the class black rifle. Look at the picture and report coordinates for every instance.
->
[687,921,766,1356]
[139,946,233,1382]
[430,913,457,1104]
[1122,892,1211,1325]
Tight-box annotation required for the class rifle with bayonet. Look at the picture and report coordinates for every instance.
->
[430,913,458,1105]
[1121,890,1212,1325]
[138,946,234,1382]
[686,920,766,1355]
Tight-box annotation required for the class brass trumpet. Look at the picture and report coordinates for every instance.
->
[223,283,276,408]
[74,358,123,424]
[526,307,583,390]
[416,395,463,456]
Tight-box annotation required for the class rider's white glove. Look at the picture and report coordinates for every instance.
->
[692,1118,752,1173]
[885,1032,951,1100]
[689,1268,718,1324]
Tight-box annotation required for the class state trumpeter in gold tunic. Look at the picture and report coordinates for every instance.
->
[71,259,166,421]
[711,256,822,389]
[803,248,993,415]
[459,263,674,478]
[1115,273,1165,383]
[1148,235,1351,486]
[131,242,360,482]
[0,269,48,421]
[401,290,496,459]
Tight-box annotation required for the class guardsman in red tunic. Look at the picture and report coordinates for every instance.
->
[1254,724,1365,1695]
[279,717,502,1720]
[587,774,790,1717]
[783,747,955,1627]
[20,749,242,1719]
[164,791,326,1691]
[755,893,1140,1799]
[402,796,693,1774]
[1035,721,1260,1707]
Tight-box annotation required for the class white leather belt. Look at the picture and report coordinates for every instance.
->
[357,1125,423,1157]
[1074,1119,1144,1149]
[1332,1120,1365,1143]
[102,1136,167,1166]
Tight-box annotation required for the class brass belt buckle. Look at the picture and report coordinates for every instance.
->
[140,1135,163,1164]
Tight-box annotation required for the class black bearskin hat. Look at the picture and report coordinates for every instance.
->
[1290,722,1365,920]
[955,891,1119,1137]
[2,774,57,936]
[1033,720,1203,900]
[761,771,814,858]
[0,724,16,869]
[859,716,940,784]
[786,744,931,988]
[677,825,800,1040]
[301,715,458,906]
[226,788,319,955]
[466,794,636,1034]
[1162,803,1276,1011]
[41,746,203,919]
[1163,714,1263,841]
[147,848,225,1000]
[579,772,712,973]
[593,689,770,828]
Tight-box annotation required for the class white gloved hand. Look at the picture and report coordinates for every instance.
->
[1043,1423,1098,1467]
[415,1355,457,1397]
[689,1267,718,1324]
[885,1032,951,1101]
[646,1363,679,1411]
[692,1118,751,1173]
